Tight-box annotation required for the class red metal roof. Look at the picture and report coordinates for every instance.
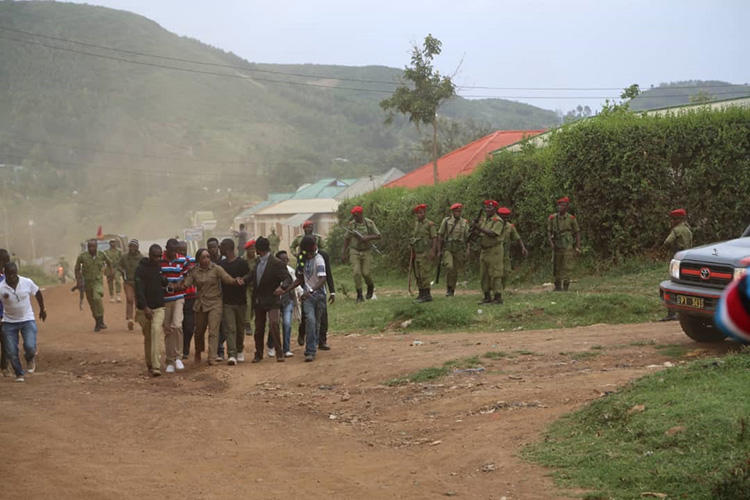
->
[386,130,545,188]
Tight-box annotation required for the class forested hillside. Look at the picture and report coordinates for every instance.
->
[629,80,750,111]
[0,1,559,258]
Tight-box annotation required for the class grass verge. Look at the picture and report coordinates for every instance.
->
[523,349,750,499]
[385,356,482,386]
[328,259,666,335]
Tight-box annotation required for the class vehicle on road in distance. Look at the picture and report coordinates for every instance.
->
[79,233,128,254]
[660,231,750,342]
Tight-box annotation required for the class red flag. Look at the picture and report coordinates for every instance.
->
[96,225,103,239]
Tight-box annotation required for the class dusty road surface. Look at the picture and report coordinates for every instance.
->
[0,284,734,499]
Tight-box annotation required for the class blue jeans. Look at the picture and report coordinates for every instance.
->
[302,293,326,357]
[280,301,294,353]
[1,320,37,377]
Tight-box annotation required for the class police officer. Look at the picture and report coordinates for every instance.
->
[437,203,470,297]
[291,221,323,258]
[104,239,122,303]
[75,239,110,331]
[474,200,505,304]
[661,208,693,321]
[547,196,581,291]
[410,204,437,303]
[342,206,381,303]
[497,207,528,289]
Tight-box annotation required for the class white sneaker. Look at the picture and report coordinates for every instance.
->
[237,353,245,362]
[165,364,176,374]
[27,358,36,374]
[285,351,293,358]
[15,376,24,382]
[267,347,276,358]
[175,359,185,371]
[214,355,224,362]
[227,357,237,366]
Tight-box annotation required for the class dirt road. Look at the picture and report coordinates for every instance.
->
[0,284,731,499]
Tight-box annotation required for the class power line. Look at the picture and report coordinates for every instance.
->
[1,25,746,94]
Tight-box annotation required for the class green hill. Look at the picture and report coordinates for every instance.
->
[0,1,559,258]
[629,80,750,111]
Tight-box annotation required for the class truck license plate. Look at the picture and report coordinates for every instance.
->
[675,295,704,309]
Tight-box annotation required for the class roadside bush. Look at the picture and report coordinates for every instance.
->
[339,107,750,267]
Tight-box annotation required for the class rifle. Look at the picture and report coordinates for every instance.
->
[344,226,383,255]
[466,207,485,243]
[407,248,415,295]
[71,278,85,311]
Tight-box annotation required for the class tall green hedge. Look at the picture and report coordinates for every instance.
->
[334,107,750,266]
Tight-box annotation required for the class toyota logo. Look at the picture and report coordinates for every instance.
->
[699,267,711,280]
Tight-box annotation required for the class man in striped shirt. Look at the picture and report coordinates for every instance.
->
[161,238,188,373]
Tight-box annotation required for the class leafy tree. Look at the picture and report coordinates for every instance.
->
[563,104,592,123]
[380,34,456,184]
[418,117,493,158]
[689,90,713,104]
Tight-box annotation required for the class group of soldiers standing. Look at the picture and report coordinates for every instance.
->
[336,196,581,304]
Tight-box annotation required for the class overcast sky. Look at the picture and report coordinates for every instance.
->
[66,0,748,112]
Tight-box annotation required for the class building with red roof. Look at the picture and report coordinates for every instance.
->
[386,130,545,188]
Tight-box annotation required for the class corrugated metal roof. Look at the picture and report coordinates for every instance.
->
[386,130,545,188]
[255,198,339,215]
[235,193,293,218]
[290,178,351,199]
[283,212,314,227]
[336,168,405,199]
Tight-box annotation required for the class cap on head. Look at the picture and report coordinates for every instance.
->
[557,196,570,204]
[670,208,687,218]
[128,239,138,247]
[483,200,499,209]
[498,206,511,216]
[351,205,363,215]
[302,220,314,228]
[450,203,463,210]
[413,203,427,213]
[244,239,256,249]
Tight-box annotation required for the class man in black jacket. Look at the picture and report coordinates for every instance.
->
[135,244,167,377]
[241,237,288,363]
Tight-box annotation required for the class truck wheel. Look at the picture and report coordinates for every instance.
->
[678,314,726,343]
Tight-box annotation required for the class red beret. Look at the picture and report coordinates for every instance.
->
[557,196,570,204]
[497,206,511,215]
[302,220,314,228]
[483,200,499,208]
[413,203,428,213]
[351,206,363,215]
[670,208,686,218]
[450,203,463,210]
[244,239,256,249]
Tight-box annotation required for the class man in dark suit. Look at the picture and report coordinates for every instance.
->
[243,237,288,363]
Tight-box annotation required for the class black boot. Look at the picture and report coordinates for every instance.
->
[478,292,492,304]
[492,293,503,304]
[419,288,433,303]
[356,289,364,303]
[445,287,454,297]
[99,317,107,330]
[563,280,570,291]
[366,284,374,300]
[554,281,562,292]
[414,288,424,302]
[94,318,101,332]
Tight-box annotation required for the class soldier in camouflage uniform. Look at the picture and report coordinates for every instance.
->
[498,207,528,289]
[474,200,505,304]
[438,203,470,297]
[342,206,381,303]
[547,196,581,291]
[104,239,123,303]
[410,204,437,303]
[291,221,323,258]
[76,239,111,331]
[661,208,693,320]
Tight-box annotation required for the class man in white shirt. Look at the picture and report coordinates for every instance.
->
[297,236,327,362]
[0,262,46,382]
